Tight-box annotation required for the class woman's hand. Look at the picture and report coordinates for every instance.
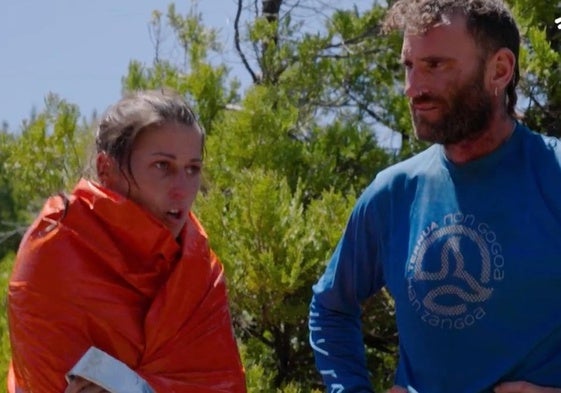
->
[495,381,561,393]
[64,376,109,393]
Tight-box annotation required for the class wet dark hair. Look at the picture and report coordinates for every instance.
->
[383,0,520,117]
[96,89,205,180]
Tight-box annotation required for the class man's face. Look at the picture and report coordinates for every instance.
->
[401,14,494,145]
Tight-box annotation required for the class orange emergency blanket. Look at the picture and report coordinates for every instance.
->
[8,179,246,392]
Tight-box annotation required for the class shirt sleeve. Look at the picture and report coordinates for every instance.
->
[309,186,385,392]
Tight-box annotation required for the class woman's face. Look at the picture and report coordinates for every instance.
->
[100,121,203,238]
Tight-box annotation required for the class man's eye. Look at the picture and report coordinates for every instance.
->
[428,61,441,69]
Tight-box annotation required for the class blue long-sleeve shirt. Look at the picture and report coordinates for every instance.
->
[310,123,561,392]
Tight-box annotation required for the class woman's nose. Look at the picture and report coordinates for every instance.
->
[168,172,191,200]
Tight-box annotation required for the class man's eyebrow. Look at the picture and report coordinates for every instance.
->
[400,55,453,65]
[420,55,454,63]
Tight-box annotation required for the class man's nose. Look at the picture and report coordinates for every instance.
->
[404,68,426,99]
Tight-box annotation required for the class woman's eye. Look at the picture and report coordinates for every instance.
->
[185,165,201,176]
[155,161,170,171]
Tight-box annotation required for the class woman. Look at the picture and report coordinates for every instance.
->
[8,89,246,392]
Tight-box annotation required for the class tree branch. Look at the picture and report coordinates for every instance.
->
[235,0,260,84]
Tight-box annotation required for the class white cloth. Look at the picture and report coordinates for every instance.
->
[66,347,154,393]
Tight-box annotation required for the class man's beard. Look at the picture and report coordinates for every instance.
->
[410,65,493,145]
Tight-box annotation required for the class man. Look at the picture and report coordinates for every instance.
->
[308,0,561,392]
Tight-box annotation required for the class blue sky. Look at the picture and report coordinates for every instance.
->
[1,0,240,131]
[3,1,559,133]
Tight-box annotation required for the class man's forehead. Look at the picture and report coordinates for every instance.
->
[403,11,465,36]
[400,15,474,59]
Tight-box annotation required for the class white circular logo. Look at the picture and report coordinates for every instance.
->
[407,213,505,329]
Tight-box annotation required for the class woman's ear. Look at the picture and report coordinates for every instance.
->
[96,153,130,196]
[96,152,116,187]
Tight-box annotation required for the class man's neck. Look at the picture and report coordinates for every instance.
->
[443,114,516,164]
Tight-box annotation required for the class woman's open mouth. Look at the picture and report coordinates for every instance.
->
[166,209,183,220]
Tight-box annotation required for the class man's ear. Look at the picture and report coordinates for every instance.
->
[487,47,516,92]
